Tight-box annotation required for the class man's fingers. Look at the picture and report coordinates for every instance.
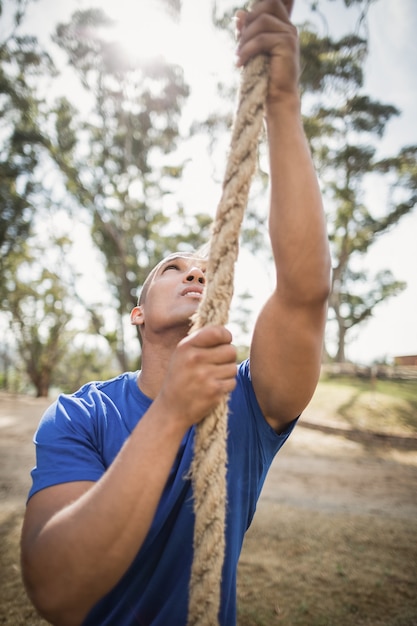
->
[235,1,294,66]
[186,325,233,349]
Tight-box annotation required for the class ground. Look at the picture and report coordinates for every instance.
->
[1,391,416,625]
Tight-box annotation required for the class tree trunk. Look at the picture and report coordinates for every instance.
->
[33,372,50,398]
[335,321,346,363]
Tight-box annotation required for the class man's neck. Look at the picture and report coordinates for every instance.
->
[137,329,187,399]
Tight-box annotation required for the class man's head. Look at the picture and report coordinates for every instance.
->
[137,250,207,306]
[131,248,209,342]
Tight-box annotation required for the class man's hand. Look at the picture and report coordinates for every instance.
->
[157,325,237,430]
[235,0,299,104]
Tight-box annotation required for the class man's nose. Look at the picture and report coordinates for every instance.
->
[185,267,205,284]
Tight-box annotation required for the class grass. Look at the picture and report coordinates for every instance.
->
[304,376,417,436]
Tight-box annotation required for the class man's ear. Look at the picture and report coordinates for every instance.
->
[130,305,144,326]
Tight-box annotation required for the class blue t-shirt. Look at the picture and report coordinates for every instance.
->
[29,359,296,626]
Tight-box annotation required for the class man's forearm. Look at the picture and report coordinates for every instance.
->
[266,95,331,300]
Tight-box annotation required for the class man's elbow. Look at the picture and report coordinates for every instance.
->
[279,247,332,305]
[311,248,332,298]
[316,271,332,305]
[21,559,90,626]
[305,254,332,305]
[283,270,332,308]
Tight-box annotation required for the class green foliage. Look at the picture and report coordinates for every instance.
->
[297,9,417,362]
[53,344,120,394]
[4,236,77,397]
[299,30,367,93]
[0,1,76,397]
[43,7,212,366]
[0,7,54,285]
[210,1,416,362]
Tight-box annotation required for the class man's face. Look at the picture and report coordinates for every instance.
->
[132,253,207,336]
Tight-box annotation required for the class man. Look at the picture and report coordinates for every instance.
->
[21,1,331,624]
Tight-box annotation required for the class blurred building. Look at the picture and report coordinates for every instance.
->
[394,355,417,367]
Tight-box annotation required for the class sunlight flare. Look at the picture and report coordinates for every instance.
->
[104,2,186,66]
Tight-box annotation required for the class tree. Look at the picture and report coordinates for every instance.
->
[208,0,417,362]
[44,8,211,368]
[0,0,55,296]
[208,0,417,361]
[4,0,414,375]
[4,235,77,397]
[299,22,417,361]
[53,343,119,395]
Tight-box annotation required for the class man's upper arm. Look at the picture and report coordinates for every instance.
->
[22,482,95,547]
[250,291,327,431]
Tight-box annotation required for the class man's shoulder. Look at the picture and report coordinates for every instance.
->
[63,371,144,414]
[74,371,138,398]
[38,371,142,432]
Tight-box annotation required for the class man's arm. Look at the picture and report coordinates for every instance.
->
[236,0,331,431]
[21,326,237,626]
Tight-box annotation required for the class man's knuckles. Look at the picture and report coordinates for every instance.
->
[187,325,232,348]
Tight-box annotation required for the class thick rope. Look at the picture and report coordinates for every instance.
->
[187,24,270,626]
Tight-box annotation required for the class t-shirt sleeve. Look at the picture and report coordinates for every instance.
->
[28,392,106,500]
[235,359,298,461]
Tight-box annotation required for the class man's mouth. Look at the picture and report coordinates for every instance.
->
[181,287,203,298]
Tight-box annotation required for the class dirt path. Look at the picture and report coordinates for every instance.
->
[1,391,416,520]
[263,423,417,520]
[0,394,53,514]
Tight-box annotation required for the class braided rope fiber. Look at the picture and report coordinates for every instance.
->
[187,12,269,625]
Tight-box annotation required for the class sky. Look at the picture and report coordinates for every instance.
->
[4,0,417,365]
